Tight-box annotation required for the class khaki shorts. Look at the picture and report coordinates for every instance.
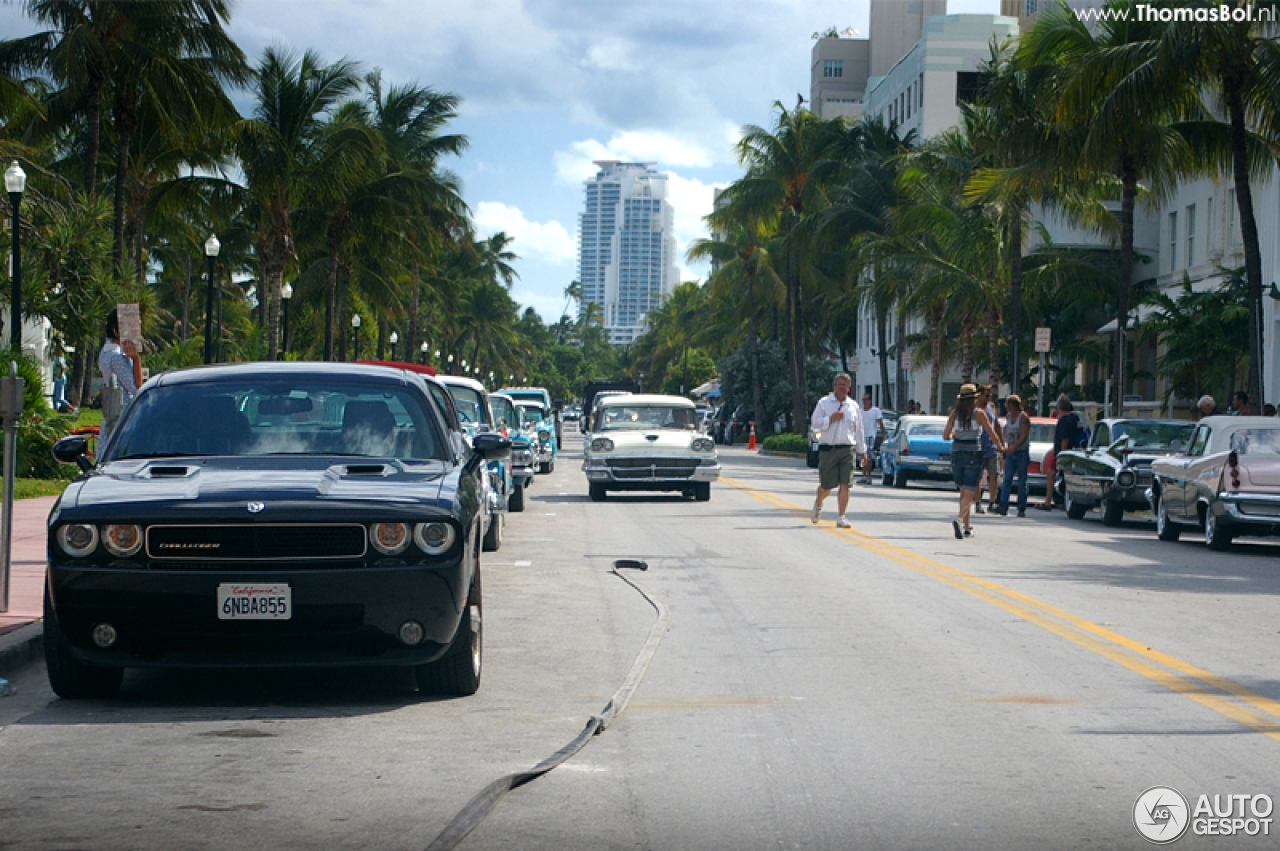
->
[982,455,999,476]
[818,445,855,490]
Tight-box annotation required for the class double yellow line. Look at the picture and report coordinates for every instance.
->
[722,475,1280,741]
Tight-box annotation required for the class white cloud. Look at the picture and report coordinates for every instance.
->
[666,172,725,283]
[553,128,734,185]
[472,202,575,265]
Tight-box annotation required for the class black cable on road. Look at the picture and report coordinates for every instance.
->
[423,560,670,851]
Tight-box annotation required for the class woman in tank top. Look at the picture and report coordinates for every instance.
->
[943,383,1005,539]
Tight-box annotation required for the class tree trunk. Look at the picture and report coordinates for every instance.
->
[409,260,422,356]
[324,256,339,361]
[749,313,762,439]
[960,321,976,383]
[376,320,386,360]
[877,309,890,406]
[1227,86,1265,407]
[70,348,89,407]
[987,307,1002,395]
[788,250,808,434]
[1008,202,1024,393]
[83,74,102,196]
[931,324,943,416]
[895,304,907,411]
[111,103,134,266]
[181,253,191,341]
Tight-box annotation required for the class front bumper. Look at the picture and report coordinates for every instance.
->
[46,557,468,668]
[583,457,721,486]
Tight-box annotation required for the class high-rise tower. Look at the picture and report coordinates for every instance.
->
[577,161,678,345]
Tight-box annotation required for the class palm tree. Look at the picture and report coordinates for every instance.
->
[722,102,840,432]
[236,46,362,360]
[1020,2,1189,414]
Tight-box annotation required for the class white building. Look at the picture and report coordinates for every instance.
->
[577,161,679,346]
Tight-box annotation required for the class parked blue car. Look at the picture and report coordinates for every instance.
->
[515,400,557,473]
[879,415,954,488]
[439,376,511,548]
[491,392,532,512]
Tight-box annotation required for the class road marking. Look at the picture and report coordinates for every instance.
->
[721,476,1280,742]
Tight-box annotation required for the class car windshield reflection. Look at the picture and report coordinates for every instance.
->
[108,379,447,461]
[601,405,697,431]
[1112,422,1196,451]
[1229,428,1280,456]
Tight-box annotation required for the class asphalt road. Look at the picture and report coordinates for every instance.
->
[3,435,1280,850]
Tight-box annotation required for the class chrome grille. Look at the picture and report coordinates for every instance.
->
[146,524,367,561]
[606,457,701,480]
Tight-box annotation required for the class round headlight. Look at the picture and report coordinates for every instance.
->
[57,524,99,558]
[414,522,456,555]
[370,522,410,555]
[591,437,614,452]
[102,524,143,557]
[1116,470,1137,489]
[692,437,715,453]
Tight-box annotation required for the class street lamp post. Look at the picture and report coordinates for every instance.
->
[203,235,220,364]
[420,342,429,365]
[280,282,293,358]
[5,162,26,353]
[389,331,398,362]
[351,314,362,362]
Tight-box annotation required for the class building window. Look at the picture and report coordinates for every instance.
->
[1168,211,1178,272]
[824,60,843,78]
[955,71,981,105]
[918,74,924,108]
[1185,203,1195,267]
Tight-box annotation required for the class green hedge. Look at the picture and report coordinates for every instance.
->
[761,433,808,453]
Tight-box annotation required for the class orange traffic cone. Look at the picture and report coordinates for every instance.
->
[748,421,757,450]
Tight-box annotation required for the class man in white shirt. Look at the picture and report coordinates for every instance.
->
[810,373,869,528]
[858,392,887,484]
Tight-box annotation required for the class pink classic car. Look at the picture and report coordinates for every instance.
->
[1149,416,1280,551]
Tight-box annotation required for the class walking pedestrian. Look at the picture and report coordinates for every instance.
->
[974,384,999,513]
[810,372,869,529]
[98,308,143,446]
[995,394,1031,517]
[858,391,886,484]
[943,383,1005,538]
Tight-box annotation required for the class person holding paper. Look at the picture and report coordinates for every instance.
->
[98,309,143,444]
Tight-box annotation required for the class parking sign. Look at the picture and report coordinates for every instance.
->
[1034,327,1051,353]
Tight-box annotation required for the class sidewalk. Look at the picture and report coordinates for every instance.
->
[0,495,56,675]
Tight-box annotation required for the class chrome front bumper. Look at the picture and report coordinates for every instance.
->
[583,458,721,484]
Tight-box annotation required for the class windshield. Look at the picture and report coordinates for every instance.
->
[906,423,946,437]
[446,385,490,426]
[1113,422,1195,451]
[1228,428,1280,456]
[518,405,547,424]
[1028,424,1057,444]
[109,380,446,461]
[601,405,697,431]
[491,397,519,431]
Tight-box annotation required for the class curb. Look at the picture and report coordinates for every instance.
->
[0,621,42,677]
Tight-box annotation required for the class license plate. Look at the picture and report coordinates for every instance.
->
[217,583,291,620]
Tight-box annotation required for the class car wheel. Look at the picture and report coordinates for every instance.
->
[1064,488,1087,520]
[694,482,711,502]
[415,568,482,697]
[536,461,547,474]
[806,448,819,469]
[546,459,555,474]
[1156,498,1181,542]
[1100,498,1124,527]
[508,483,525,513]
[44,590,124,700]
[893,469,908,489]
[589,483,607,502]
[482,510,503,552]
[1204,508,1233,552]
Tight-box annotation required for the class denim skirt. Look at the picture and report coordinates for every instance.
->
[951,449,982,490]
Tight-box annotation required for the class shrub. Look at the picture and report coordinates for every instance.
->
[762,433,808,453]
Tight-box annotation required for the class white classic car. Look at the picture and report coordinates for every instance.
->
[582,394,720,501]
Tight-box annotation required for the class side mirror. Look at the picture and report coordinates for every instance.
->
[53,435,93,472]
[471,431,511,462]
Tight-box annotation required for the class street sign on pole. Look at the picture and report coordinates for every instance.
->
[850,356,860,372]
[900,350,912,370]
[1034,327,1051,353]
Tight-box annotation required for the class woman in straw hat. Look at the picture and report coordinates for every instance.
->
[943,383,1005,538]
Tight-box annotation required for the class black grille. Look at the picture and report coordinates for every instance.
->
[147,524,367,561]
[606,457,701,480]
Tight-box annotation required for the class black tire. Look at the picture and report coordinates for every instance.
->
[481,511,503,552]
[806,448,819,469]
[546,459,555,474]
[1100,498,1124,527]
[589,483,607,502]
[881,464,893,486]
[1064,488,1088,520]
[508,483,525,513]
[1156,498,1181,541]
[536,461,547,474]
[893,469,908,489]
[44,591,124,699]
[1205,508,1233,552]
[415,567,482,697]
[694,482,711,502]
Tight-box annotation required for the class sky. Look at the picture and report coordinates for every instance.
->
[0,0,1002,329]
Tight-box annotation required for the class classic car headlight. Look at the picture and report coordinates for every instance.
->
[591,437,614,452]
[57,523,99,558]
[370,522,411,555]
[414,522,456,555]
[692,437,715,453]
[1116,470,1137,489]
[102,524,143,557]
